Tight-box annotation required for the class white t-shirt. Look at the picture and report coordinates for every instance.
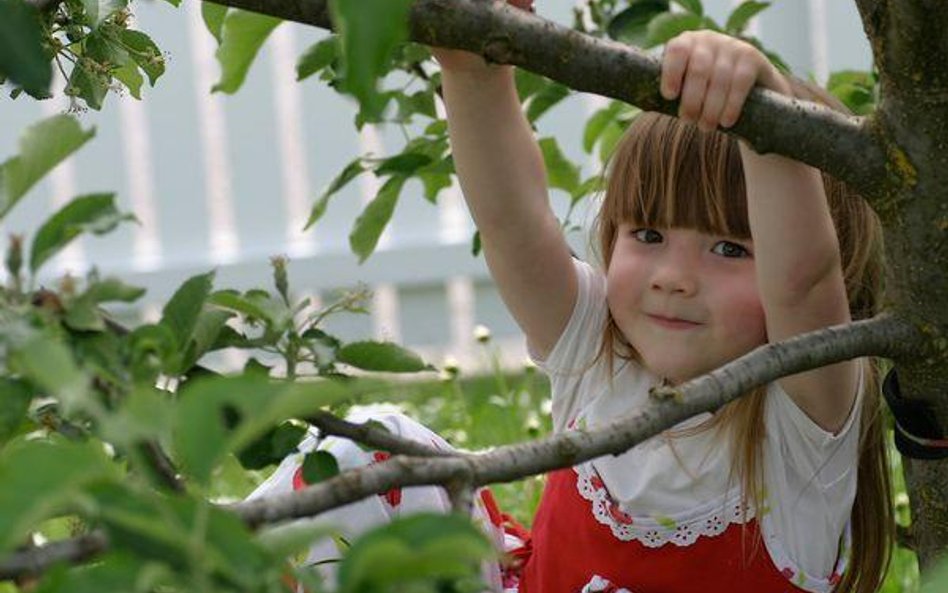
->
[530,258,861,592]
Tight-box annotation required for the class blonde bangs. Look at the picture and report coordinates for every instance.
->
[597,112,750,270]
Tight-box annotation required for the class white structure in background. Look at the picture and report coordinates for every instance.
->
[0,0,871,375]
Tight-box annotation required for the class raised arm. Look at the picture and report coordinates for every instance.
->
[435,48,576,359]
[660,31,857,433]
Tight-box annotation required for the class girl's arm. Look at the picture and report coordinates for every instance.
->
[434,49,577,360]
[661,31,857,433]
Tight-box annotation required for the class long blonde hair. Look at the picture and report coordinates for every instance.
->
[590,105,891,593]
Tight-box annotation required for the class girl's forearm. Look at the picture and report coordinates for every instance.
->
[440,65,552,236]
[740,147,842,306]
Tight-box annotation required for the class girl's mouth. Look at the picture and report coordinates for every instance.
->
[646,313,702,330]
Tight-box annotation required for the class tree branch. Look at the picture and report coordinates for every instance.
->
[206,0,891,200]
[0,532,108,581]
[305,410,453,457]
[232,313,921,527]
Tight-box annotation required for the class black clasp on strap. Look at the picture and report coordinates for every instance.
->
[882,368,948,460]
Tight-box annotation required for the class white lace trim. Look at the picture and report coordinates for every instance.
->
[574,462,751,548]
[573,462,852,593]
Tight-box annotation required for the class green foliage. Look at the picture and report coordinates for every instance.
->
[0,115,95,220]
[336,341,433,373]
[0,0,52,96]
[336,514,494,593]
[328,0,415,121]
[211,9,282,94]
[30,193,136,274]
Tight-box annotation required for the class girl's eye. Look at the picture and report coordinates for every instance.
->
[632,228,663,243]
[711,240,751,258]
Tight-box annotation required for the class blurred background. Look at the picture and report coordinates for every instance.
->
[0,0,872,374]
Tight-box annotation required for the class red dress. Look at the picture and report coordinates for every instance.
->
[513,468,830,593]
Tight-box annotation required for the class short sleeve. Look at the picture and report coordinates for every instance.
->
[761,361,866,579]
[528,258,609,433]
[765,363,864,489]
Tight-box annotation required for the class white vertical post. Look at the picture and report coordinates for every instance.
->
[269,24,316,258]
[118,91,162,271]
[187,1,239,264]
[806,0,830,86]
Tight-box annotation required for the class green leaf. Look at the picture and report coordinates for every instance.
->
[0,379,31,447]
[607,0,669,47]
[539,137,579,194]
[160,271,216,353]
[337,514,494,593]
[305,158,365,229]
[9,335,88,415]
[209,289,289,331]
[336,341,430,373]
[646,12,706,48]
[419,171,451,204]
[0,0,51,96]
[349,175,406,263]
[64,297,106,332]
[525,82,570,123]
[725,1,769,34]
[29,193,135,273]
[112,61,143,99]
[120,29,164,87]
[67,59,110,111]
[514,68,546,102]
[583,102,623,154]
[673,0,703,16]
[375,153,432,177]
[173,376,355,485]
[83,277,146,304]
[212,10,281,94]
[301,450,340,485]
[257,522,339,560]
[0,437,116,552]
[202,2,228,44]
[394,90,436,122]
[0,115,95,220]
[328,0,414,120]
[237,421,305,469]
[297,36,338,81]
[81,0,127,26]
[181,308,233,371]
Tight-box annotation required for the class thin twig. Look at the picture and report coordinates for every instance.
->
[306,410,453,457]
[0,532,108,581]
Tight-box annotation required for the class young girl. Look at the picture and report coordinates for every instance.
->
[248,12,893,593]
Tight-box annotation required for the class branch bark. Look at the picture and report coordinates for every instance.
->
[1,314,921,580]
[206,0,892,201]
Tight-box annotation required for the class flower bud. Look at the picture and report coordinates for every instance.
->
[474,324,492,344]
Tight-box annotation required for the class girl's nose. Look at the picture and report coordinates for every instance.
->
[649,255,698,296]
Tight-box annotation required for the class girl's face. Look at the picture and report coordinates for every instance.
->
[607,224,767,384]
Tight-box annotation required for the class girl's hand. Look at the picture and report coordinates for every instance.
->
[659,31,791,132]
[431,0,535,72]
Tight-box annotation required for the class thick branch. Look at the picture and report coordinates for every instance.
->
[232,314,920,527]
[207,0,891,200]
